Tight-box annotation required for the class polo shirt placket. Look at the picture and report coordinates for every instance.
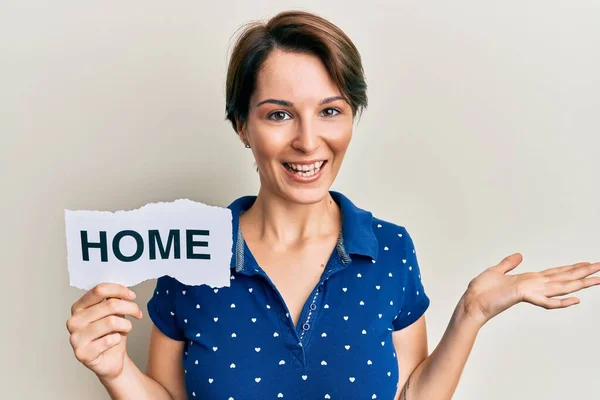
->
[234,228,353,367]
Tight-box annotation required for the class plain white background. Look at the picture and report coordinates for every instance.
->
[1,1,598,399]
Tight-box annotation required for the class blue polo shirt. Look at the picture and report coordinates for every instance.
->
[147,191,430,400]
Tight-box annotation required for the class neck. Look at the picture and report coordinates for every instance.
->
[241,188,341,246]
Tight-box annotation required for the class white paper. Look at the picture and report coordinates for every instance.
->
[65,199,232,290]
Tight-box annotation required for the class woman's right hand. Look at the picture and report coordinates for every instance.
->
[66,283,143,382]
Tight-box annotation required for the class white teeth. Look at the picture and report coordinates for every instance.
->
[284,161,325,177]
[287,161,324,172]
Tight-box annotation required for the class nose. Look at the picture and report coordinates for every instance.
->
[292,118,320,154]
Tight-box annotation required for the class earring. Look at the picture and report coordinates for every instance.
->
[244,143,250,148]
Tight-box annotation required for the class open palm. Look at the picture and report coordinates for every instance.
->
[462,253,600,326]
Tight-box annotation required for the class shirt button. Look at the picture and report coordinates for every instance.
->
[309,303,317,311]
[302,323,310,331]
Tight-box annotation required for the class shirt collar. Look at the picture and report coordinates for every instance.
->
[227,191,379,270]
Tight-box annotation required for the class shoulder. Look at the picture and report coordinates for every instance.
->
[370,216,430,309]
[369,215,421,277]
[371,216,415,256]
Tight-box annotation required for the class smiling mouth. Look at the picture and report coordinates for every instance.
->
[282,160,327,177]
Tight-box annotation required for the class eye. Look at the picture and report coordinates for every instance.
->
[268,111,291,121]
[321,108,341,117]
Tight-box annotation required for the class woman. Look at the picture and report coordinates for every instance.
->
[66,10,600,400]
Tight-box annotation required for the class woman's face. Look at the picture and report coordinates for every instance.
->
[239,49,354,205]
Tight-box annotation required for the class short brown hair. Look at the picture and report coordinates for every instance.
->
[225,10,368,134]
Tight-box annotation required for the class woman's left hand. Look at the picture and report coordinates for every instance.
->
[460,253,600,327]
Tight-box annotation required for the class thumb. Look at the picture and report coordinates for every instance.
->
[493,253,523,274]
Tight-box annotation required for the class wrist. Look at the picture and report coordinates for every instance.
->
[98,355,134,389]
[453,293,486,333]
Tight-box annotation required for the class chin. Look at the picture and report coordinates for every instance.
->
[279,185,332,205]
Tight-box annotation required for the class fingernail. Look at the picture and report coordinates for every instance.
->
[129,290,136,299]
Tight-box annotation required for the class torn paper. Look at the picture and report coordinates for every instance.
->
[65,199,232,290]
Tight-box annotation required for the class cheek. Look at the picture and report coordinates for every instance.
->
[248,129,288,164]
[327,125,353,154]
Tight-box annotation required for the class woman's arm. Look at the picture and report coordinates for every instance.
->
[398,254,599,400]
[101,326,187,400]
[395,296,481,400]
[392,315,428,400]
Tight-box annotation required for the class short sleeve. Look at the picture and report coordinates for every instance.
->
[146,275,186,341]
[393,227,430,331]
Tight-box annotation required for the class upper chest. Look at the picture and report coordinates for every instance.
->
[250,238,338,321]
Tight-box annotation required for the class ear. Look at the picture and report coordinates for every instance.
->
[236,118,248,145]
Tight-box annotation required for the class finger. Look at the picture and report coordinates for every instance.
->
[549,262,600,283]
[527,294,580,309]
[71,283,136,315]
[71,315,133,348]
[492,253,523,274]
[67,298,142,333]
[74,333,123,366]
[544,276,600,297]
[542,262,592,277]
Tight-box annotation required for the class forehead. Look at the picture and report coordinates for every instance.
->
[252,50,340,102]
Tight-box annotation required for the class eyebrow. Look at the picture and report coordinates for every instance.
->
[255,96,346,108]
